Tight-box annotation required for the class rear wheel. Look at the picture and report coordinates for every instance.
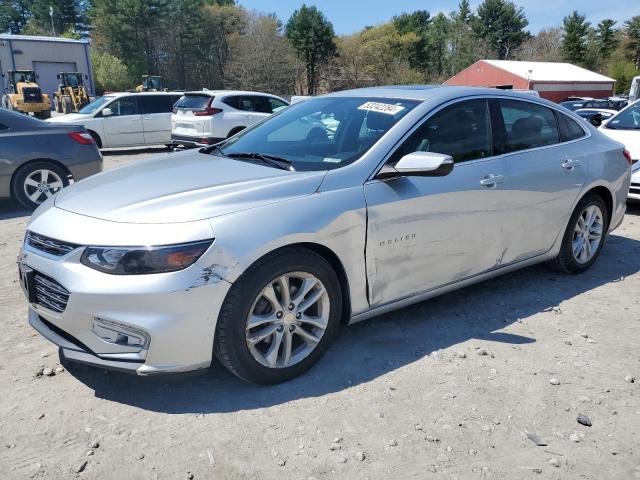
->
[549,193,609,274]
[35,109,51,120]
[215,248,342,384]
[12,161,69,209]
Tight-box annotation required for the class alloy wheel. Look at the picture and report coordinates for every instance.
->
[245,271,329,369]
[572,204,604,264]
[23,169,64,205]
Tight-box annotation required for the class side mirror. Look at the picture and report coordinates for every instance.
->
[101,107,113,117]
[589,113,602,127]
[56,74,60,79]
[378,151,454,179]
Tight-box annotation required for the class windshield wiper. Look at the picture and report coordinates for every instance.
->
[225,152,295,171]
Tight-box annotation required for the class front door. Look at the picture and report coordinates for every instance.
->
[102,96,143,147]
[365,99,507,306]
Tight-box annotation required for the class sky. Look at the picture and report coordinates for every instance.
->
[237,0,639,35]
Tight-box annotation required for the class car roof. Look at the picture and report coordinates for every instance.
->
[181,90,282,97]
[322,85,561,104]
[103,91,183,97]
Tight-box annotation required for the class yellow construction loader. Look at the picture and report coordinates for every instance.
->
[136,75,164,92]
[1,70,51,119]
[53,72,95,114]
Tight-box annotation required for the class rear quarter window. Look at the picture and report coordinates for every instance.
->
[222,96,241,109]
[556,112,587,142]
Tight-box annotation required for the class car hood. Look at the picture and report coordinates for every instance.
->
[54,150,327,224]
[46,113,90,123]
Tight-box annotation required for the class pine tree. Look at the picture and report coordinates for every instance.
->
[561,11,590,65]
[472,0,529,59]
[596,19,618,60]
[625,16,640,70]
[285,4,336,95]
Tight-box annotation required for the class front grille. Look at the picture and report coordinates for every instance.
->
[21,87,42,103]
[33,272,70,313]
[26,231,79,257]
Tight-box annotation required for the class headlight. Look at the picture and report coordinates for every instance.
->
[80,240,213,275]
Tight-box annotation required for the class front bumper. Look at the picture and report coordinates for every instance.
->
[20,240,232,376]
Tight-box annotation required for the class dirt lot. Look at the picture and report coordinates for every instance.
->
[1,148,639,480]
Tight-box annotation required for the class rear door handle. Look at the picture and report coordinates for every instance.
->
[480,174,504,188]
[562,159,580,170]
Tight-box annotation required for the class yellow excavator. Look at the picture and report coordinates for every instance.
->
[53,72,95,114]
[136,75,164,92]
[1,70,51,119]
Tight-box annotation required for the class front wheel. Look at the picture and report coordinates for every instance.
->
[214,248,342,384]
[548,193,609,274]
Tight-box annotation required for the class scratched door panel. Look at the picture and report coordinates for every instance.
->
[364,157,507,306]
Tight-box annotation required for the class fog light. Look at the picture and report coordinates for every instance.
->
[92,317,150,350]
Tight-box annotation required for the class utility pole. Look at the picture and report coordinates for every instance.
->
[49,6,56,36]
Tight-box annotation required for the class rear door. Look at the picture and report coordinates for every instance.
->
[494,98,587,264]
[101,96,144,147]
[140,95,174,145]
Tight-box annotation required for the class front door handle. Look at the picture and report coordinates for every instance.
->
[480,174,504,188]
[562,159,581,170]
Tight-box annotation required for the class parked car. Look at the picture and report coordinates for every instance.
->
[0,107,102,209]
[599,100,640,201]
[19,87,631,384]
[574,108,618,126]
[171,90,289,147]
[560,99,610,111]
[47,91,183,149]
[607,97,628,111]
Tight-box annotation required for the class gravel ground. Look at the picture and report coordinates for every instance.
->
[1,149,639,479]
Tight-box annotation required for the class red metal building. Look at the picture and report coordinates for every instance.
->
[445,60,615,102]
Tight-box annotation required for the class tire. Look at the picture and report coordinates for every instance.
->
[215,247,342,384]
[62,96,72,114]
[12,161,69,210]
[54,97,63,113]
[548,193,609,274]
[226,126,245,138]
[35,109,51,120]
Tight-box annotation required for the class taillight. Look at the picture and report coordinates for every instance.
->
[194,107,222,116]
[193,97,222,116]
[68,131,95,145]
[623,149,633,166]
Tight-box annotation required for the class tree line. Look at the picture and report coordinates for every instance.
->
[1,0,639,96]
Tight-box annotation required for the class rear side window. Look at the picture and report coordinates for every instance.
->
[556,112,586,142]
[175,94,212,111]
[140,95,175,114]
[498,99,559,153]
[390,99,491,164]
[222,96,241,109]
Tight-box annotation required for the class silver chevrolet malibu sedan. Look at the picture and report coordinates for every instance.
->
[18,86,631,384]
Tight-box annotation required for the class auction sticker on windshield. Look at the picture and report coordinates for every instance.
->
[358,102,406,115]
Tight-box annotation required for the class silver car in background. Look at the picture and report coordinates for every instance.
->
[18,87,631,384]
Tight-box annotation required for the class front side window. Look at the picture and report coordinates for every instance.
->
[605,103,640,130]
[389,99,491,164]
[268,97,289,113]
[218,97,419,171]
[107,97,139,116]
[498,99,559,152]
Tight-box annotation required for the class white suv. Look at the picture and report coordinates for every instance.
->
[171,90,289,147]
[47,91,183,149]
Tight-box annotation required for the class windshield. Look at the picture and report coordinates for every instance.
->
[78,96,112,115]
[13,71,36,83]
[217,97,420,171]
[606,102,640,130]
